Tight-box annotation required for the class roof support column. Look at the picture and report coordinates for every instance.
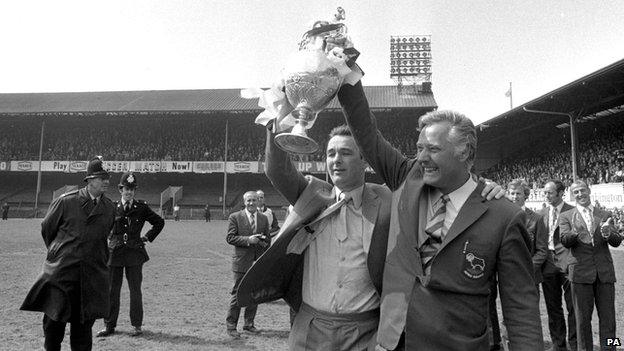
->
[522,107,578,182]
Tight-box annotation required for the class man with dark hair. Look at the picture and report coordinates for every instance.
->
[225,191,270,338]
[560,180,622,350]
[540,179,576,351]
[337,82,542,350]
[239,124,392,350]
[21,156,115,351]
[97,172,165,338]
[489,179,548,349]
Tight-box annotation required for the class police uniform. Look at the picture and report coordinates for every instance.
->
[98,172,164,337]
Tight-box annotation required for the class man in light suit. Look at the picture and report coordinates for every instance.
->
[337,81,542,351]
[560,180,622,350]
[489,179,548,349]
[225,191,270,338]
[540,180,576,351]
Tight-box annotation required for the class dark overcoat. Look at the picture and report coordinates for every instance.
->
[21,187,115,323]
[108,199,164,267]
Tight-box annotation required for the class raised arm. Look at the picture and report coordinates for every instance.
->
[337,82,417,191]
[264,129,308,205]
[559,213,580,248]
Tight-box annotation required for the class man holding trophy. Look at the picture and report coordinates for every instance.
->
[238,8,506,350]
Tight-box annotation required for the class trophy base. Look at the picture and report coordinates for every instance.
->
[274,133,319,155]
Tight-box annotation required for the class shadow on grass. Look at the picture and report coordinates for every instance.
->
[131,330,255,347]
[253,329,289,339]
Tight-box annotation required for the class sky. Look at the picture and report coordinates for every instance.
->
[1,0,623,125]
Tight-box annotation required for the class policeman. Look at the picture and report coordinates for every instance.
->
[97,172,165,337]
[21,156,115,350]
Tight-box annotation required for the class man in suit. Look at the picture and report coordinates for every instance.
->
[256,189,280,238]
[488,179,548,349]
[560,180,622,350]
[97,172,165,337]
[238,125,392,350]
[225,191,270,338]
[540,180,577,351]
[337,81,542,351]
[21,156,115,351]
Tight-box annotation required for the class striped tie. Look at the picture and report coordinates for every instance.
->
[421,195,449,275]
[250,213,256,233]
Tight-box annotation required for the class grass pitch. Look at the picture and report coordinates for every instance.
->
[1,219,623,350]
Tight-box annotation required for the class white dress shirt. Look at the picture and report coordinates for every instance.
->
[427,177,477,236]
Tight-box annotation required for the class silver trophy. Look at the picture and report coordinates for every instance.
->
[274,8,359,154]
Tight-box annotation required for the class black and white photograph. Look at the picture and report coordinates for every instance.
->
[1,1,624,350]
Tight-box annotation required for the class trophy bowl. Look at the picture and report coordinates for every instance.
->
[271,8,357,155]
[274,60,343,155]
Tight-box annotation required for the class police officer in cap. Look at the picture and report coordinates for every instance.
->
[21,156,115,351]
[97,172,165,337]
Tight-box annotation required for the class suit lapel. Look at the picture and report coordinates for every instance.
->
[276,178,333,241]
[591,207,603,235]
[361,185,379,254]
[439,185,488,252]
[398,169,425,251]
[416,187,429,248]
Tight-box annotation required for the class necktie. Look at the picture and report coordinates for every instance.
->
[421,195,449,275]
[93,198,97,207]
[551,206,558,231]
[124,202,130,213]
[583,207,593,231]
[250,213,256,233]
[336,192,351,242]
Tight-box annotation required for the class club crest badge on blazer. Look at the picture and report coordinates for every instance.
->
[463,252,486,279]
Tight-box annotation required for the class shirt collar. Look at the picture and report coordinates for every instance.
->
[121,199,133,207]
[335,184,365,209]
[245,208,256,219]
[87,190,100,202]
[576,203,593,214]
[431,176,477,210]
[550,201,564,213]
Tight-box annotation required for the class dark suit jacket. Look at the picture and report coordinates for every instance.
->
[338,82,542,351]
[226,209,270,273]
[539,202,575,274]
[525,208,548,283]
[236,130,391,312]
[559,206,623,284]
[108,199,164,267]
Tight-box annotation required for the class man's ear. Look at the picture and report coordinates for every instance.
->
[456,144,470,162]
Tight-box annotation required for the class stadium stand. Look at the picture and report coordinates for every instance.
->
[482,120,624,188]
